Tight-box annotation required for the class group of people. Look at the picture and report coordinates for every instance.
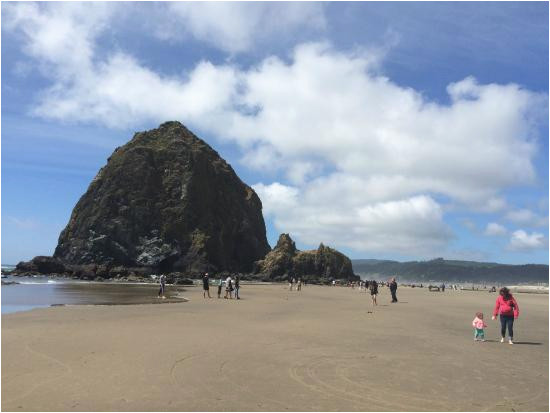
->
[157,272,242,300]
[472,287,520,344]
[159,272,522,343]
[288,278,303,291]
[357,278,399,305]
[202,273,241,299]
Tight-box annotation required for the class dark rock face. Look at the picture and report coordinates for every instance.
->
[52,121,270,275]
[15,256,66,274]
[255,234,357,281]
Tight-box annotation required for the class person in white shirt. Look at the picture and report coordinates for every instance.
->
[158,274,166,298]
[224,276,233,299]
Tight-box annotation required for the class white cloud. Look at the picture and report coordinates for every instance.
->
[3,2,114,77]
[505,208,548,227]
[253,182,299,218]
[508,230,547,251]
[3,2,547,256]
[255,183,452,254]
[474,197,508,213]
[484,222,507,237]
[158,2,326,53]
[34,55,240,129]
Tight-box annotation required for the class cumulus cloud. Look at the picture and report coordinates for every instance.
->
[508,230,547,251]
[484,222,507,237]
[2,2,114,76]
[255,182,452,254]
[157,2,326,53]
[3,2,547,256]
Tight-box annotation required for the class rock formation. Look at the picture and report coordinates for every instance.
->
[14,256,66,275]
[45,121,270,275]
[254,234,357,282]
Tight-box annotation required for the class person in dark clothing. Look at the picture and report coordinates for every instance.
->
[389,277,398,303]
[369,280,378,306]
[202,272,211,299]
[217,277,223,298]
[234,275,241,300]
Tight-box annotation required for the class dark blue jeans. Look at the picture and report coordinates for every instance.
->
[500,315,514,338]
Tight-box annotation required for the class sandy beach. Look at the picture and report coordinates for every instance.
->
[2,284,548,412]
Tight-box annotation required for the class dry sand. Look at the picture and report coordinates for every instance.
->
[2,284,548,412]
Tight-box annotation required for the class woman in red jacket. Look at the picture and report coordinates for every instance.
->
[492,287,519,344]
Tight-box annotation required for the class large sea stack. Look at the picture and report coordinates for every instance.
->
[254,234,358,282]
[49,121,270,275]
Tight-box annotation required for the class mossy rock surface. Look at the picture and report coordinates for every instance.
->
[255,234,358,281]
[49,121,270,275]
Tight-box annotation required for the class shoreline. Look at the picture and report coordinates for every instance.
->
[3,270,548,287]
[3,277,548,316]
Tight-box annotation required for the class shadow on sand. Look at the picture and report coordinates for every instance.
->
[480,339,542,345]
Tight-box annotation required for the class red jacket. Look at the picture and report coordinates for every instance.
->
[493,295,519,318]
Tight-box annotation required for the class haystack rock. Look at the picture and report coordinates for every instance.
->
[49,121,270,275]
[254,234,358,282]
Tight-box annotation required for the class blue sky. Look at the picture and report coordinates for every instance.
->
[2,1,548,265]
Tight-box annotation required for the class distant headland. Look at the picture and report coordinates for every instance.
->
[352,258,548,284]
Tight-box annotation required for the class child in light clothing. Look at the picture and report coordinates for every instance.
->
[472,312,487,341]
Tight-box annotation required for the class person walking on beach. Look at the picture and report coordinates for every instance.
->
[472,312,487,341]
[202,272,211,299]
[234,275,240,300]
[217,277,223,298]
[369,280,378,306]
[389,277,398,303]
[225,275,233,299]
[492,287,519,344]
[158,274,166,299]
[297,278,302,291]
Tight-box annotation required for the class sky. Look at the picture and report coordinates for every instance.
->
[2,1,549,265]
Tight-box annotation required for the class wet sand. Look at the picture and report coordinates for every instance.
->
[2,285,548,411]
[1,279,186,314]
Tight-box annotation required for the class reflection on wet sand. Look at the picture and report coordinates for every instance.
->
[2,279,187,314]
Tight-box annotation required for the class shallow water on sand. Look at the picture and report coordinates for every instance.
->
[1,276,186,314]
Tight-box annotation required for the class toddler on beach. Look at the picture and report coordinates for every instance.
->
[472,312,487,341]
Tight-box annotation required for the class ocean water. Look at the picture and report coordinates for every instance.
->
[1,275,187,314]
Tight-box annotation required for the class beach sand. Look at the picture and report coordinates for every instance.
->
[2,285,548,411]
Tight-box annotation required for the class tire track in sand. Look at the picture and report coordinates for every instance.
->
[3,341,74,405]
[289,355,448,411]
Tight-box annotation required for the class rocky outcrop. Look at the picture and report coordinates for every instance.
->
[254,234,357,282]
[46,121,270,276]
[15,256,66,275]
